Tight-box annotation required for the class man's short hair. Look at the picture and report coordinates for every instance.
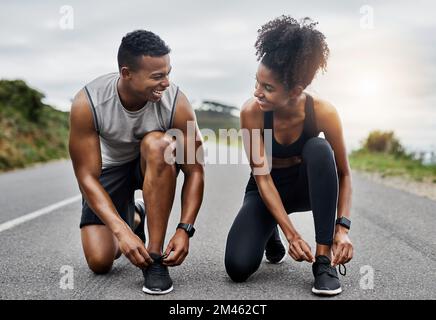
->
[117,30,171,71]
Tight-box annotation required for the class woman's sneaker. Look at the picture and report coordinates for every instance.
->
[142,253,173,295]
[134,199,146,244]
[265,226,286,264]
[311,255,343,296]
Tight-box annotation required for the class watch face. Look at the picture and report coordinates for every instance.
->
[178,223,195,237]
[187,225,195,236]
[337,217,351,229]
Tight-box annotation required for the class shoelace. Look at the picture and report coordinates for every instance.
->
[339,264,347,276]
[315,263,338,278]
[160,253,169,260]
[315,262,347,277]
[145,254,170,278]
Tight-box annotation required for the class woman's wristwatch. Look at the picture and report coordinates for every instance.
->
[335,217,351,230]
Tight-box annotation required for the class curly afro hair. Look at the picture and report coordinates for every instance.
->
[117,30,171,71]
[255,15,329,89]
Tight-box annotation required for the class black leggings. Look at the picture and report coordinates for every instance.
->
[225,137,339,282]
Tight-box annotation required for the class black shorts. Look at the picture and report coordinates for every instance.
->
[80,157,144,228]
[80,157,180,229]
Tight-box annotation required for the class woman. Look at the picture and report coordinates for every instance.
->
[225,15,353,296]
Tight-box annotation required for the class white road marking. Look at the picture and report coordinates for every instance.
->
[0,194,81,233]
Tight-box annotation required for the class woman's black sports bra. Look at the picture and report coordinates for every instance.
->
[262,93,320,159]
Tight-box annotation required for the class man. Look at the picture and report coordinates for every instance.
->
[69,30,204,295]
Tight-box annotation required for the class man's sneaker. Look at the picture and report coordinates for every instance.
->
[142,253,173,295]
[134,199,146,244]
[311,255,343,296]
[265,226,286,264]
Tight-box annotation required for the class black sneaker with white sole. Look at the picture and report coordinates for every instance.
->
[265,226,286,264]
[134,199,146,244]
[142,253,173,295]
[311,255,344,296]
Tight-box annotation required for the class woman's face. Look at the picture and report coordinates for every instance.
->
[254,63,295,111]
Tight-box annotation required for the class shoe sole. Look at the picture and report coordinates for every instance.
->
[142,285,174,295]
[311,287,342,296]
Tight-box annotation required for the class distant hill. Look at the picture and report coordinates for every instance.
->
[0,82,241,172]
[0,80,69,171]
[194,100,240,132]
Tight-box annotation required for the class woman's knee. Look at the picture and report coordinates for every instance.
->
[302,137,335,166]
[224,254,255,283]
[224,238,261,283]
[224,193,271,283]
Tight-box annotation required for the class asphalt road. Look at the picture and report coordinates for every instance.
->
[0,149,435,300]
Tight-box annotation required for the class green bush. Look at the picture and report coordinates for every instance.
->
[361,130,406,156]
[0,79,45,122]
[0,79,70,171]
[351,130,436,182]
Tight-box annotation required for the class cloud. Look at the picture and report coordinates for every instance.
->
[0,0,435,151]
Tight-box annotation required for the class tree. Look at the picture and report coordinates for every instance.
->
[197,100,239,116]
[361,130,405,156]
[0,79,45,122]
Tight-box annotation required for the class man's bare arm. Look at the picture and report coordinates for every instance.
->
[172,91,205,226]
[162,91,204,266]
[69,89,152,267]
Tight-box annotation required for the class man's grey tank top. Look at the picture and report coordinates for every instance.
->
[83,72,179,168]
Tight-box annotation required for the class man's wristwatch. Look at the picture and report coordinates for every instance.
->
[336,217,351,230]
[177,223,195,238]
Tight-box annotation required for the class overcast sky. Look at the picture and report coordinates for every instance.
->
[1,0,435,152]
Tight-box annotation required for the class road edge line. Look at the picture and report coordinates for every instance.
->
[0,194,82,233]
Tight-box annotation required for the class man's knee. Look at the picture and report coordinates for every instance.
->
[85,253,114,275]
[81,225,118,274]
[140,131,175,170]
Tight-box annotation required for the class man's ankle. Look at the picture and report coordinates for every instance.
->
[315,245,332,260]
[147,246,163,256]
